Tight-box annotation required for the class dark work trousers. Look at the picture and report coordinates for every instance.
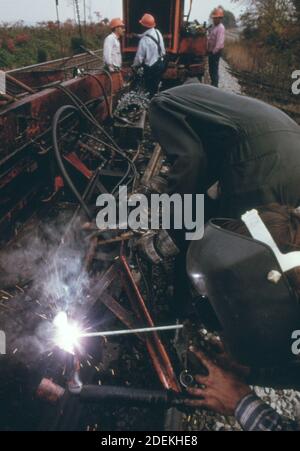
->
[144,62,164,98]
[208,52,222,87]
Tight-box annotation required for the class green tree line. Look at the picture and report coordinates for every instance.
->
[0,20,109,69]
[234,0,300,58]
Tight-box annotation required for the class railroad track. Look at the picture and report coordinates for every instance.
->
[4,49,105,97]
[7,49,104,76]
[229,68,300,123]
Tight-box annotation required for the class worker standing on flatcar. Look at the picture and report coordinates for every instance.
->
[207,7,225,87]
[103,18,126,73]
[133,14,166,97]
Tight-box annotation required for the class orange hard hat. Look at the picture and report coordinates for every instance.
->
[139,13,156,29]
[212,7,224,18]
[110,18,125,30]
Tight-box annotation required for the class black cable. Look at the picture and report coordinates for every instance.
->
[55,83,126,152]
[52,102,135,221]
[79,45,114,107]
[84,72,112,118]
[52,104,92,220]
[28,97,99,153]
[187,0,193,22]
[83,133,134,194]
[55,84,98,124]
[54,83,138,181]
[52,81,138,205]
[83,133,134,175]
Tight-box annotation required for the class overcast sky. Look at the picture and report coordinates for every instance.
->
[0,0,243,24]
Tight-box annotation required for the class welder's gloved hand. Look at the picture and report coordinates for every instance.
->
[184,346,252,416]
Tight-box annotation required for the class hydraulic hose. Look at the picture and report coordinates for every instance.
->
[55,83,138,181]
[73,385,188,407]
[37,379,191,408]
[52,104,93,220]
[52,83,138,205]
[85,72,112,118]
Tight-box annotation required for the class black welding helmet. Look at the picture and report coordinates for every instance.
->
[187,209,300,368]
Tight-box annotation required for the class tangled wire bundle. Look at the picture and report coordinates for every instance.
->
[114,91,150,123]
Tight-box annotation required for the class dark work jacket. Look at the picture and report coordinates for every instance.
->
[149,84,300,217]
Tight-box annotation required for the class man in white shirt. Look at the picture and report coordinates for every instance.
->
[133,14,166,97]
[103,18,125,73]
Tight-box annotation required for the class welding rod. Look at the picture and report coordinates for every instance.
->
[79,324,184,339]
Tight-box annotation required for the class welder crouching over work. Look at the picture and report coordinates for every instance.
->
[185,204,300,431]
[149,84,300,218]
[149,84,300,431]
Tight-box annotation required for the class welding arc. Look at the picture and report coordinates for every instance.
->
[79,324,184,339]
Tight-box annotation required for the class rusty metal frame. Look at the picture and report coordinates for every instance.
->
[90,252,181,393]
[0,72,123,167]
[67,133,181,392]
[120,250,181,392]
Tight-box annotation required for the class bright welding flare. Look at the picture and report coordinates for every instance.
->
[53,311,183,353]
[53,311,82,355]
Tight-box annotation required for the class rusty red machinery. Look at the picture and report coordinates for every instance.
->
[0,64,182,419]
[0,5,204,424]
[122,0,207,81]
[0,71,123,237]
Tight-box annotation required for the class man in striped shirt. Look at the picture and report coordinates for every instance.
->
[185,204,300,431]
[207,7,226,87]
[185,347,299,431]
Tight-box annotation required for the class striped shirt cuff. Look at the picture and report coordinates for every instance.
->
[235,393,280,431]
